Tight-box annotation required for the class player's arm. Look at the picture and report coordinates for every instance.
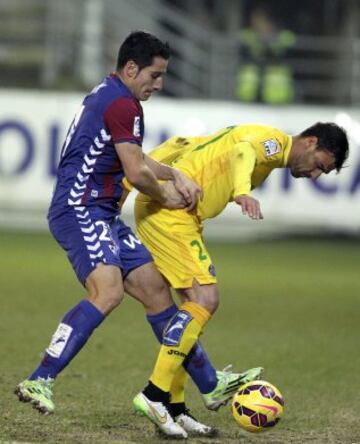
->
[144,154,203,211]
[232,142,263,220]
[115,142,186,209]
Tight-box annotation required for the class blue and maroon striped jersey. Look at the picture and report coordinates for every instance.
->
[48,73,144,219]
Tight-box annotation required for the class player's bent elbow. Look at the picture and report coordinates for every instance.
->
[124,170,141,187]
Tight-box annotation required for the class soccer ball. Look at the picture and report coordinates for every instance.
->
[231,380,284,433]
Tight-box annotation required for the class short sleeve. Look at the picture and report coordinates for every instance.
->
[104,97,143,145]
[231,142,257,197]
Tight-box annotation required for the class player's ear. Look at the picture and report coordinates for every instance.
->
[307,136,318,149]
[124,60,140,79]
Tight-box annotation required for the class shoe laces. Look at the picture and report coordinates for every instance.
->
[216,364,234,383]
[37,377,54,396]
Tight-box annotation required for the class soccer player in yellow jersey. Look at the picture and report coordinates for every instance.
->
[133,122,349,435]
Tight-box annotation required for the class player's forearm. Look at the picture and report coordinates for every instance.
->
[127,164,166,203]
[144,153,202,211]
[144,154,177,181]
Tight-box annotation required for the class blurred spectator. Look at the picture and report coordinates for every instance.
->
[235,4,296,104]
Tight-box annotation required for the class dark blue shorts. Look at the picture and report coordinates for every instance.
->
[48,206,153,285]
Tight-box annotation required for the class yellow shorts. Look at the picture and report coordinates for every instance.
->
[134,198,217,289]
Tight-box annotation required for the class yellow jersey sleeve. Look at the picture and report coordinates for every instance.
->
[230,126,292,190]
[231,142,257,197]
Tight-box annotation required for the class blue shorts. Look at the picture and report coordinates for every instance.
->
[48,206,153,285]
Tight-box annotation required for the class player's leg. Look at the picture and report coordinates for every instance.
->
[148,280,216,396]
[117,222,188,437]
[123,262,217,386]
[15,209,125,414]
[169,366,216,437]
[133,204,262,414]
[132,298,207,441]
[124,262,215,436]
[138,274,262,413]
[133,203,218,395]
[177,287,263,411]
[133,281,215,436]
[133,215,223,402]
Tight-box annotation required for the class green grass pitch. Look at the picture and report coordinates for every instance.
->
[0,230,359,443]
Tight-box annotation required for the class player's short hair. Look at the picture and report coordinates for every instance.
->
[116,31,170,71]
[300,122,349,171]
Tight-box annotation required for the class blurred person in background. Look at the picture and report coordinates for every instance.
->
[14,30,260,439]
[236,3,296,104]
[132,122,349,434]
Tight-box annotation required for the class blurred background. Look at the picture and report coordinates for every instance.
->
[0,0,359,238]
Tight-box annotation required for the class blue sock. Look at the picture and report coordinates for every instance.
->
[146,304,217,394]
[30,300,105,380]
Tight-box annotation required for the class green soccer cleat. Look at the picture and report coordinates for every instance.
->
[133,392,187,439]
[202,365,264,411]
[15,378,55,415]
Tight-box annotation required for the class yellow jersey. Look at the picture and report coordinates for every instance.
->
[145,124,292,221]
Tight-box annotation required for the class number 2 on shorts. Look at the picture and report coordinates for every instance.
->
[190,239,207,261]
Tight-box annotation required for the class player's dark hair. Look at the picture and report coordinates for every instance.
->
[116,31,170,71]
[300,122,349,171]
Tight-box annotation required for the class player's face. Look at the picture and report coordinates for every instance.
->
[291,145,336,180]
[133,56,168,101]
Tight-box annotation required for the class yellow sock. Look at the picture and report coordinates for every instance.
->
[150,302,211,393]
[170,366,188,404]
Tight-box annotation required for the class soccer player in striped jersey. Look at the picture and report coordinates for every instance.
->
[15,31,259,440]
[15,31,234,439]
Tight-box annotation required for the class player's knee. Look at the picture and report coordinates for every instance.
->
[87,284,124,315]
[195,284,219,315]
[86,265,124,315]
[104,284,124,309]
[148,289,173,313]
[202,295,219,314]
[124,262,174,313]
[140,272,173,313]
[178,284,219,315]
[188,294,219,315]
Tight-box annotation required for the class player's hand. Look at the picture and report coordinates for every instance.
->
[160,181,188,209]
[172,170,203,212]
[235,195,264,220]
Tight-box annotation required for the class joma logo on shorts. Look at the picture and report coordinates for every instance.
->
[167,349,186,358]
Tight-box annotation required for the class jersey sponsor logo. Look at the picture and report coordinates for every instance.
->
[163,311,192,346]
[46,323,73,358]
[262,139,280,157]
[133,116,141,137]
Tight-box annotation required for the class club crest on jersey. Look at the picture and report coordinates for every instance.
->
[262,139,280,157]
[133,116,141,137]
